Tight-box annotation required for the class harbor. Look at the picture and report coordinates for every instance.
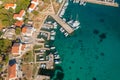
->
[0,0,120,80]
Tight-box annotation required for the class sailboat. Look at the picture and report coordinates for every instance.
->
[72,14,81,30]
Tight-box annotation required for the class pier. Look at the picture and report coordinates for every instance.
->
[57,0,67,15]
[50,15,74,34]
[73,0,119,7]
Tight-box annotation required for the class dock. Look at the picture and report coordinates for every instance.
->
[50,15,74,34]
[74,0,119,7]
[57,0,66,15]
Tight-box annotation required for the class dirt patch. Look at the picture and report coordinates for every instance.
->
[22,64,33,80]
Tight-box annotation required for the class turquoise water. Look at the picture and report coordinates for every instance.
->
[53,1,120,80]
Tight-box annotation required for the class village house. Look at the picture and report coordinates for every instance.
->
[4,3,16,10]
[8,59,18,80]
[11,42,32,57]
[13,10,25,21]
[28,0,39,12]
[14,21,24,27]
[22,26,34,36]
[31,0,39,5]
[11,43,22,56]
[11,43,26,56]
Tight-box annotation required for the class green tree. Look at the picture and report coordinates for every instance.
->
[15,27,21,35]
[0,31,3,37]
[0,7,15,27]
[0,39,12,54]
[4,55,9,64]
[15,0,30,13]
[1,20,10,27]
[32,11,39,15]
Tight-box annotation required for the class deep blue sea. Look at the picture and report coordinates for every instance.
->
[52,0,120,80]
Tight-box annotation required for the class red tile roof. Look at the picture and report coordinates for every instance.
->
[19,10,25,18]
[11,43,20,54]
[4,4,15,9]
[13,10,25,19]
[29,3,36,9]
[15,21,24,27]
[8,64,16,79]
[22,27,27,33]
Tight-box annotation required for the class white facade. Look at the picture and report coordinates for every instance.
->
[22,27,34,36]
[5,4,16,10]
[15,17,23,21]
[14,11,25,21]
[12,43,22,55]
[28,0,39,13]
[28,4,36,13]
[12,4,16,9]
[31,0,39,5]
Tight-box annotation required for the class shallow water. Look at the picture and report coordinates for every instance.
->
[52,1,120,80]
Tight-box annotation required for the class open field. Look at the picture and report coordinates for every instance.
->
[22,64,33,80]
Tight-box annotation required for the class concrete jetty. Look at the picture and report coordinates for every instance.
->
[57,0,66,15]
[73,0,119,7]
[50,15,74,34]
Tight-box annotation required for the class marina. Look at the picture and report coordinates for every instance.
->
[0,0,120,80]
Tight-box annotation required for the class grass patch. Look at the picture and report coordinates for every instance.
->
[34,45,42,49]
[22,51,34,63]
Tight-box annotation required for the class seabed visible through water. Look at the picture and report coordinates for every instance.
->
[45,0,120,80]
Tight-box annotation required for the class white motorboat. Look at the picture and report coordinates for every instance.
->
[64,32,68,37]
[54,59,61,64]
[72,20,80,27]
[60,28,65,33]
[67,20,74,26]
[50,36,55,40]
[67,20,80,30]
[80,1,86,6]
[40,64,46,68]
[83,2,86,6]
[63,18,66,22]
[54,54,60,59]
[64,0,69,6]
[47,21,52,24]
[53,22,57,29]
[50,46,56,49]
[54,51,58,54]
[74,26,80,30]
[51,30,56,35]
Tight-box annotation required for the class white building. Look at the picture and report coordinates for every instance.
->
[5,4,16,10]
[22,26,34,36]
[28,0,39,12]
[13,10,25,21]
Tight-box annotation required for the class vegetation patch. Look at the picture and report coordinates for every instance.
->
[22,51,34,63]
[34,45,43,49]
[0,39,12,54]
[15,27,21,35]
